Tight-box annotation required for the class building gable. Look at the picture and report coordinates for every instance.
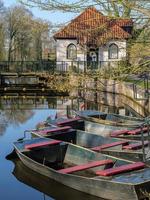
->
[54,7,133,46]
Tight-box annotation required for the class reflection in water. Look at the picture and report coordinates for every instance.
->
[0,109,34,136]
[0,112,8,135]
[0,92,144,136]
[78,89,149,117]
[11,158,102,200]
[0,96,76,136]
[0,93,143,115]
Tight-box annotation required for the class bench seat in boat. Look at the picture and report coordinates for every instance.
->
[123,141,149,150]
[90,141,129,152]
[110,130,129,137]
[34,126,72,135]
[57,117,81,126]
[58,159,113,174]
[25,140,62,149]
[96,162,145,176]
[127,127,148,135]
[111,126,148,137]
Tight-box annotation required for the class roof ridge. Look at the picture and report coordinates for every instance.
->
[71,6,104,23]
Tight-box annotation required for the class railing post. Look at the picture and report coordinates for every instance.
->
[84,61,86,73]
[141,125,146,162]
[77,61,79,73]
[71,61,73,72]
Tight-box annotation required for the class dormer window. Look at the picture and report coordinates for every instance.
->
[67,44,77,59]
[108,43,118,59]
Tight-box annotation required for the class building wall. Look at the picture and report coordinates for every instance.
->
[56,39,86,71]
[56,39,127,70]
[99,40,127,61]
[56,39,86,61]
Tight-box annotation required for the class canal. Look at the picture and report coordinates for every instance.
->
[0,94,146,200]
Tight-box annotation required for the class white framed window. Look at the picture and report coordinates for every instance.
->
[67,44,77,59]
[108,43,118,59]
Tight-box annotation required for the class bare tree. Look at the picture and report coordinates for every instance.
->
[31,19,50,60]
[4,5,51,62]
[5,6,33,61]
[18,0,150,18]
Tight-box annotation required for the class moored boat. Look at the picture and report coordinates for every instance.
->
[14,137,150,200]
[76,110,145,130]
[31,127,150,163]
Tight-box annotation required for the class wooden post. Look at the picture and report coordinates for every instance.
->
[66,105,71,118]
[147,119,150,153]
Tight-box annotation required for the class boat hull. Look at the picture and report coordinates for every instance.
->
[15,149,148,200]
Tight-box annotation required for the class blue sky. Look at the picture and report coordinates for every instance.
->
[4,0,76,24]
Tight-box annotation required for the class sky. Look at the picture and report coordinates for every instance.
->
[4,0,77,25]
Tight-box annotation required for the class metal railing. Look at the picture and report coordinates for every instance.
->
[0,60,123,73]
[133,73,150,100]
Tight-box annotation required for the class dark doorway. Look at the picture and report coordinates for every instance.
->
[87,48,99,69]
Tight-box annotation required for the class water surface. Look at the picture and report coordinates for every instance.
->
[0,97,103,200]
[1,93,143,200]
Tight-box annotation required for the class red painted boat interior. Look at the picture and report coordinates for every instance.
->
[111,126,148,137]
[127,127,148,135]
[25,140,62,149]
[58,159,113,174]
[90,141,129,151]
[96,162,145,176]
[123,141,149,150]
[34,126,72,134]
[57,117,81,126]
[110,130,129,137]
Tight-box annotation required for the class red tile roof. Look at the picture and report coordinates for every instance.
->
[54,7,133,46]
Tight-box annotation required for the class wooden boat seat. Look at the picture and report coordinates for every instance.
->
[123,141,149,150]
[25,140,62,150]
[96,162,145,176]
[58,159,113,174]
[110,130,129,137]
[34,126,72,135]
[127,127,148,135]
[90,141,129,152]
[57,117,81,126]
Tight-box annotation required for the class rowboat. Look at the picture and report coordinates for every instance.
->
[63,112,149,140]
[76,110,145,130]
[76,110,144,125]
[14,137,150,200]
[31,127,150,163]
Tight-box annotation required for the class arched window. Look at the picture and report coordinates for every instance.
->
[67,44,77,59]
[108,43,118,59]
